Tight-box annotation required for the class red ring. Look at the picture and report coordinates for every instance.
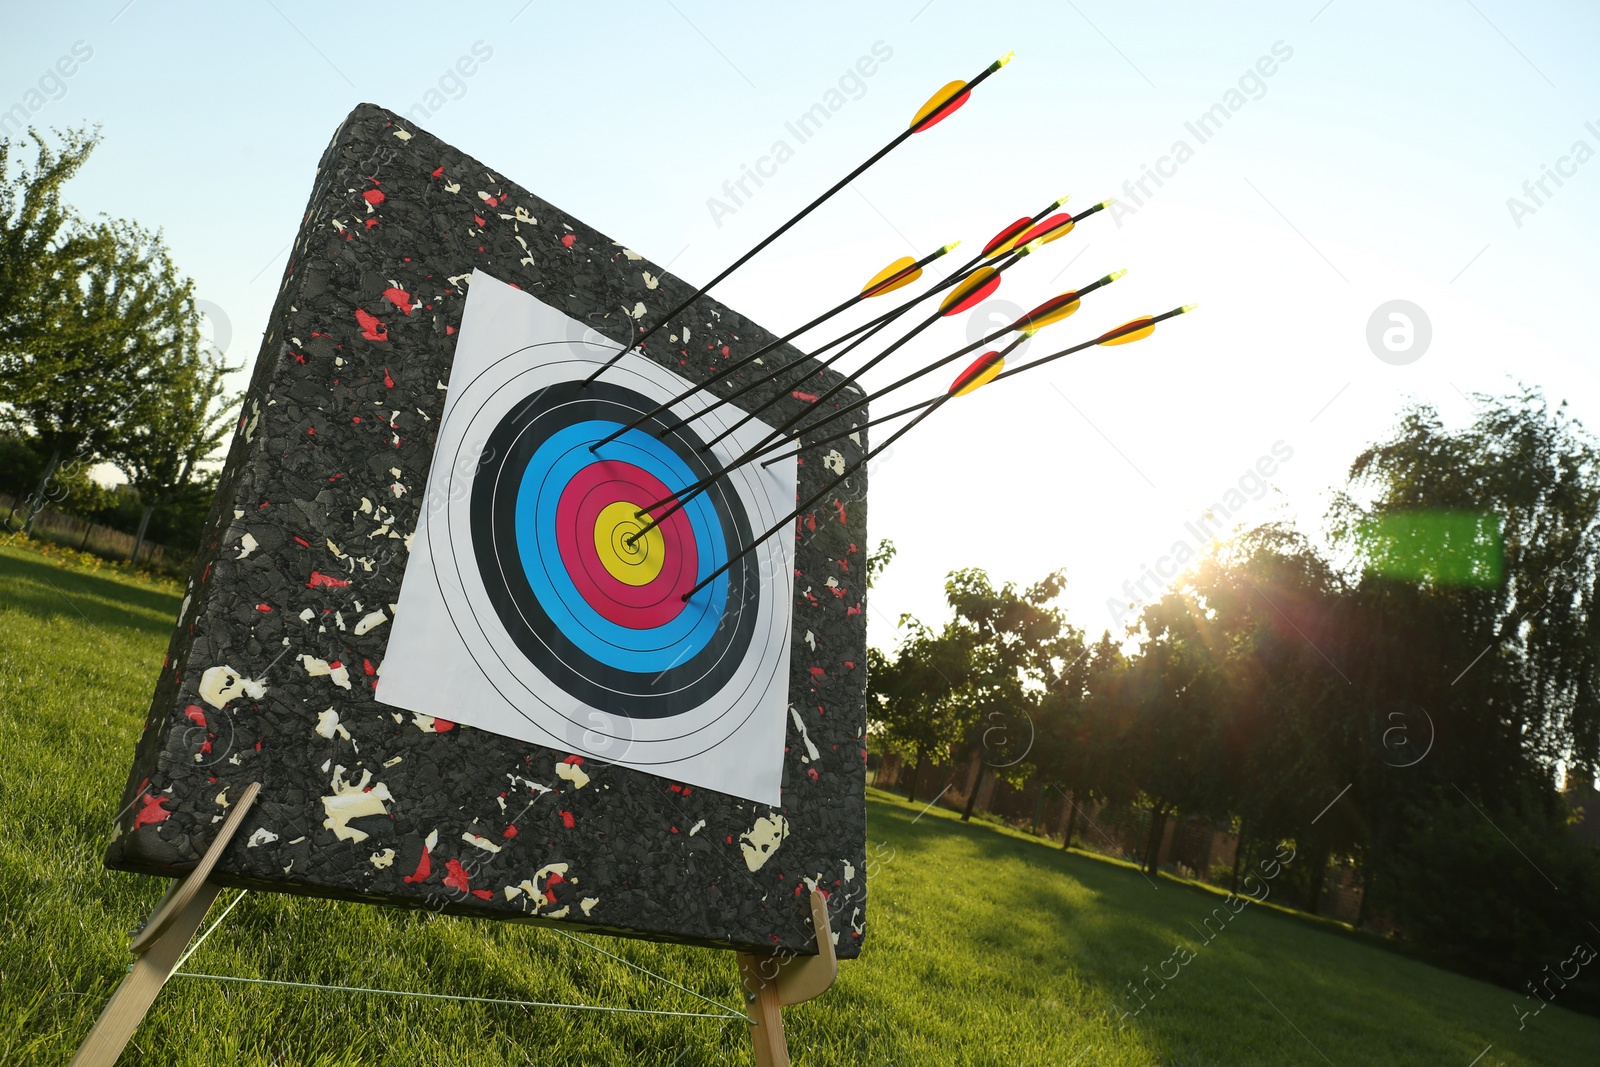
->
[554,461,698,629]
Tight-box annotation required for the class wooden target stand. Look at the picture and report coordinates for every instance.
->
[70,780,836,1066]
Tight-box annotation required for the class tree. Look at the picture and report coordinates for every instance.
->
[943,568,1076,821]
[107,340,239,560]
[3,218,198,531]
[1036,630,1120,848]
[1329,388,1600,941]
[1331,388,1600,782]
[865,538,896,588]
[0,126,106,405]
[867,617,973,802]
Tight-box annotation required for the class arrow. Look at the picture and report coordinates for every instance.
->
[674,193,1071,446]
[679,347,1015,601]
[623,271,1130,547]
[621,239,1047,544]
[748,270,1126,455]
[706,193,1110,452]
[704,235,1049,459]
[620,206,1110,545]
[581,51,1016,388]
[754,303,1196,466]
[586,242,958,453]
[764,193,1069,384]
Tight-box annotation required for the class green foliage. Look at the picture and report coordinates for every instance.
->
[0,431,118,517]
[871,386,1600,987]
[0,125,106,404]
[4,217,200,464]
[1355,510,1503,586]
[864,537,896,589]
[867,617,973,801]
[0,127,235,562]
[1369,788,1600,1014]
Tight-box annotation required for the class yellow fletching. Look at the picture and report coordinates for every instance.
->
[911,80,969,129]
[938,266,997,314]
[861,256,922,297]
[952,355,1005,396]
[1035,218,1074,244]
[1101,323,1155,346]
[1028,299,1080,329]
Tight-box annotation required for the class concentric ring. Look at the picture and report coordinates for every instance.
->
[469,379,761,719]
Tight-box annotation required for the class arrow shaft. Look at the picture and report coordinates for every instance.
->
[602,243,956,451]
[719,243,1036,465]
[682,394,954,601]
[588,290,866,452]
[754,318,1030,450]
[759,393,940,468]
[580,127,918,387]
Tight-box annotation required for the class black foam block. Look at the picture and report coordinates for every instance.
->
[104,104,870,958]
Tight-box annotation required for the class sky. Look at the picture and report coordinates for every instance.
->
[4,0,1599,648]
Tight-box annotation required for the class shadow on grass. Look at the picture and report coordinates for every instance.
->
[862,787,1593,1065]
[0,548,180,635]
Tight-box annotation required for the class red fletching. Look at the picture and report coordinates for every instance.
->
[948,350,1005,396]
[982,217,1032,258]
[939,267,1002,317]
[913,87,972,131]
[1020,213,1075,245]
[1017,291,1081,330]
[1098,317,1156,345]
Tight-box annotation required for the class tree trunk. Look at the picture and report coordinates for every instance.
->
[23,448,62,534]
[129,502,155,564]
[1143,803,1170,875]
[1061,789,1079,850]
[1356,865,1371,928]
[1306,840,1331,915]
[906,754,920,803]
[1231,822,1247,894]
[961,763,987,822]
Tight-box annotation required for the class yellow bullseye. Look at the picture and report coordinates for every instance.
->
[595,501,665,586]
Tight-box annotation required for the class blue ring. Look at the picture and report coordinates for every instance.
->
[513,421,729,673]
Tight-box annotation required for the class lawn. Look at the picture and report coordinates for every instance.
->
[3,540,1598,1066]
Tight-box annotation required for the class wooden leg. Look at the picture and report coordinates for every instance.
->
[69,882,222,1067]
[738,952,790,1067]
[69,782,261,1067]
[737,889,839,1066]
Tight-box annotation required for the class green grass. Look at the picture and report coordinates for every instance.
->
[4,540,1599,1065]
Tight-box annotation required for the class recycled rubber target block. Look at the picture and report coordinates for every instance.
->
[104,103,870,958]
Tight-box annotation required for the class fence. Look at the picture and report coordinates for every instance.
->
[0,493,172,570]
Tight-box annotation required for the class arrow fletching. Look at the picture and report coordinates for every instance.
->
[1020,212,1075,246]
[939,266,1002,316]
[949,350,1006,396]
[983,217,1033,258]
[861,255,923,297]
[911,80,972,131]
[1099,303,1196,345]
[1017,291,1083,331]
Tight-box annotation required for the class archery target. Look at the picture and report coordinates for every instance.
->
[379,271,798,803]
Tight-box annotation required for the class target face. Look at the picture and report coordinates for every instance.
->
[379,272,798,803]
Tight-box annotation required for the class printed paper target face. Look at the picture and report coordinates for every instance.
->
[380,271,797,804]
